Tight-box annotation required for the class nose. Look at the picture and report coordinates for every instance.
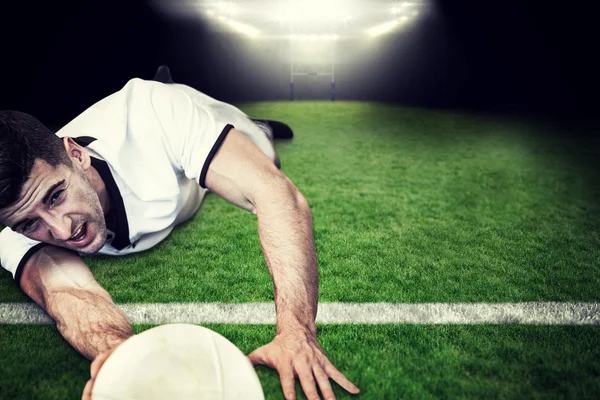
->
[46,214,73,241]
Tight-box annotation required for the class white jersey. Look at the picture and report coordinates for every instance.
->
[0,78,275,284]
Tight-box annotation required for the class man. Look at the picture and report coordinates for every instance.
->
[0,66,360,400]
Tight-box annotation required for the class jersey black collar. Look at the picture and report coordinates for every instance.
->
[73,136,131,250]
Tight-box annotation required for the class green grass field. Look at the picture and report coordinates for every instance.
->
[1,102,599,399]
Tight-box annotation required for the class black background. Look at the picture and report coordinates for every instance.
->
[0,0,597,128]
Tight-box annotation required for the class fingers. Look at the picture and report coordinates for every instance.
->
[296,362,320,400]
[250,336,360,400]
[323,360,360,394]
[296,358,354,400]
[90,347,116,379]
[90,355,104,379]
[279,363,297,400]
[83,347,118,400]
[81,379,93,400]
[313,364,335,400]
[247,345,268,367]
[83,356,104,400]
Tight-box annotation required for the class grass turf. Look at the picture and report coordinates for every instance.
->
[0,102,599,398]
[0,325,599,399]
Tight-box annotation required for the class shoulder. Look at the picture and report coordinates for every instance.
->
[55,78,174,139]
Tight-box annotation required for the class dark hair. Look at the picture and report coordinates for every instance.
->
[0,111,71,212]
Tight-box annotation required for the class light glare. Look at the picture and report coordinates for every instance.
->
[153,0,431,39]
[367,20,400,37]
[275,0,351,24]
[289,34,338,41]
[215,1,238,16]
[227,20,261,37]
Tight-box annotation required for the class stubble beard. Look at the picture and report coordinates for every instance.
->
[75,170,109,254]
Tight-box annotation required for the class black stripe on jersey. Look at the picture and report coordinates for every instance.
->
[90,157,131,250]
[15,243,50,289]
[199,124,235,189]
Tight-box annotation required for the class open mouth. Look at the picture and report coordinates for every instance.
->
[69,222,88,243]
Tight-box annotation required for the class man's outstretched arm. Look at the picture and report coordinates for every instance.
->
[19,246,133,399]
[20,246,133,361]
[205,129,360,400]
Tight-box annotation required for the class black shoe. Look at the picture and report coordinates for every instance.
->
[250,119,294,139]
[152,65,175,84]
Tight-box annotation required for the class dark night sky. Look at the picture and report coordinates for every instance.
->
[0,0,597,128]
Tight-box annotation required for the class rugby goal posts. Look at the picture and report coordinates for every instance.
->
[288,35,337,101]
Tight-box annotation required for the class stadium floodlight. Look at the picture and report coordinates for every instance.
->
[274,0,356,25]
[366,20,401,37]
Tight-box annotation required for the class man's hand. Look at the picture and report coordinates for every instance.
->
[248,332,360,400]
[81,346,119,400]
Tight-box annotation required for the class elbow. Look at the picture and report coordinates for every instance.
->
[279,175,310,211]
[253,174,310,215]
[286,182,312,221]
[277,173,308,208]
[293,188,310,212]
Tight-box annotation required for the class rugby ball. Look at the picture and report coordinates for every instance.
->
[91,323,264,400]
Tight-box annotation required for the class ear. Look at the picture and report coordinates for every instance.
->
[62,137,92,170]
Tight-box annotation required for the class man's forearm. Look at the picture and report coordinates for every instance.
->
[255,181,319,336]
[46,288,133,360]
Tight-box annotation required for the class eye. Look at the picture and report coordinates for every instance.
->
[51,190,64,205]
[22,218,39,233]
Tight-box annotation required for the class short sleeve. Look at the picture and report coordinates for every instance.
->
[0,227,49,284]
[147,82,235,188]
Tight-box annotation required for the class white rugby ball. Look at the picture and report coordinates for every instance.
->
[91,323,264,400]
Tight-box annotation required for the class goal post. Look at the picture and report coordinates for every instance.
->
[289,35,337,101]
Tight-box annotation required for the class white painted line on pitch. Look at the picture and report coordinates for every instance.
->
[0,302,598,325]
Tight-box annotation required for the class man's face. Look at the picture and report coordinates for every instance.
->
[0,158,108,254]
